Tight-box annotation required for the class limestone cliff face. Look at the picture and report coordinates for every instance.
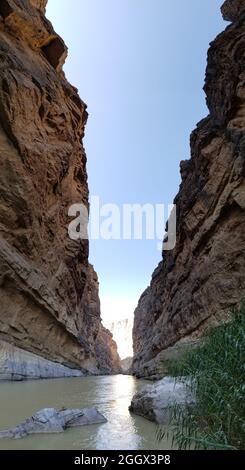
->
[132,0,245,378]
[0,0,120,377]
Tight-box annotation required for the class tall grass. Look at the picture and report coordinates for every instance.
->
[158,304,245,450]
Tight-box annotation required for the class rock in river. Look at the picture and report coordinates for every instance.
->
[0,407,107,439]
[129,377,194,424]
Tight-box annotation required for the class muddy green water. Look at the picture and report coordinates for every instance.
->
[0,375,172,450]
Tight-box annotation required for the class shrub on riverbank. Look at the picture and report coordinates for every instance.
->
[158,304,245,450]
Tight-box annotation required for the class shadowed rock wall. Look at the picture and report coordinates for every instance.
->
[132,0,245,378]
[0,0,121,377]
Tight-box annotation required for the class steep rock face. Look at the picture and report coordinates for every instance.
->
[81,265,121,373]
[106,318,133,360]
[0,0,120,376]
[29,0,47,12]
[132,0,245,378]
[0,340,83,380]
[121,357,133,374]
[221,0,245,21]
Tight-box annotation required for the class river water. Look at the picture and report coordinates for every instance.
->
[0,375,172,450]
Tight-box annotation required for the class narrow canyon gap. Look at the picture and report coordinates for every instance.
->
[0,0,244,383]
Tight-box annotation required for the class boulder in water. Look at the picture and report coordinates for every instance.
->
[129,377,194,424]
[0,407,107,439]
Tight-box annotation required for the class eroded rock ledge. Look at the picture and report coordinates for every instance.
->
[0,0,121,377]
[132,0,245,378]
[0,340,83,380]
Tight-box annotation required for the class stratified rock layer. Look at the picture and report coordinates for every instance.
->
[0,0,121,377]
[0,340,83,380]
[132,0,245,378]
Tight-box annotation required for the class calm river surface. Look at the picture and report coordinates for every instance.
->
[0,375,172,450]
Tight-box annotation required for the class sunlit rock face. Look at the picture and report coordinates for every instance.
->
[0,0,121,377]
[29,0,48,12]
[132,0,245,378]
[106,318,133,360]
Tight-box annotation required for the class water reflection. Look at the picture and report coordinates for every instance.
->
[96,375,141,449]
[0,375,171,450]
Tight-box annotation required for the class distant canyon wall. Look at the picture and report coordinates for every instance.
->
[132,0,245,378]
[106,318,133,360]
[0,0,121,378]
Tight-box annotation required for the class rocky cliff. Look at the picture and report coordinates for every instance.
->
[0,0,121,378]
[132,0,245,378]
[106,318,133,360]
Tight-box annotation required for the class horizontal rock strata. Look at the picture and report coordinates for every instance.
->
[0,340,83,380]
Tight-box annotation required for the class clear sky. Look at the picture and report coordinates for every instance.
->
[46,0,225,323]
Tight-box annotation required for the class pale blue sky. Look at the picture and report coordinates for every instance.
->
[47,0,225,322]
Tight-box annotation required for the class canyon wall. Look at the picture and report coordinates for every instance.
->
[0,0,121,378]
[106,318,133,360]
[132,0,245,378]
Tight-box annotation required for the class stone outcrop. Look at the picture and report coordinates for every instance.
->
[0,407,107,439]
[0,0,120,377]
[129,377,193,424]
[29,0,47,12]
[121,357,133,374]
[132,0,245,378]
[221,0,245,22]
[0,340,84,380]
